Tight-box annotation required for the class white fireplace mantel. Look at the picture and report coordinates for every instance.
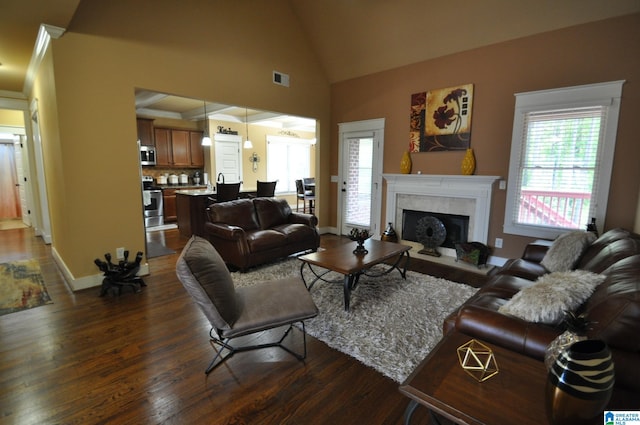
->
[383,174,500,247]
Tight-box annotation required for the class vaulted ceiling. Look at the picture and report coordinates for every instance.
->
[1,1,638,92]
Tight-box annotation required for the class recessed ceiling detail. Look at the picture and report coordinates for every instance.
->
[134,90,316,133]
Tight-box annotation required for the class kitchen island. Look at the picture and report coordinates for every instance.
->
[175,188,258,238]
[175,189,216,238]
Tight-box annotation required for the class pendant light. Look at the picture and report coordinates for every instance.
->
[243,107,253,149]
[201,101,212,146]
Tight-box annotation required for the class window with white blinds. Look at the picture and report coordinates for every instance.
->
[503,81,624,239]
[266,136,312,193]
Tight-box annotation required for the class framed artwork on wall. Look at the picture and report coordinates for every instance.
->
[410,83,474,152]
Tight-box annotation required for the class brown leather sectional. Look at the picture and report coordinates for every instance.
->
[443,228,640,393]
[204,197,320,271]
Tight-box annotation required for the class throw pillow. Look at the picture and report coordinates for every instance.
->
[497,270,605,324]
[541,231,597,272]
[176,235,239,330]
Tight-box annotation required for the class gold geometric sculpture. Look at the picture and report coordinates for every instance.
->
[457,339,499,382]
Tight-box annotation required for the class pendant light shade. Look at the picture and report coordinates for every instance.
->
[201,101,212,146]
[244,107,252,149]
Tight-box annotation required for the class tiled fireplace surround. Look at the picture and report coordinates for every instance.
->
[383,174,500,260]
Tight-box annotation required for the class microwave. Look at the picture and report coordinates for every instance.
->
[140,146,156,166]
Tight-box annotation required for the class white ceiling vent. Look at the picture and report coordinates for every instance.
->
[273,71,290,87]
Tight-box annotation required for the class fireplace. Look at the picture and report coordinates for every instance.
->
[402,210,469,249]
[383,174,500,259]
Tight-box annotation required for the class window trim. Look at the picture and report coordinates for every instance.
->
[503,80,625,239]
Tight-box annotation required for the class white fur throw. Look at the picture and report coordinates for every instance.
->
[541,231,597,272]
[498,270,605,324]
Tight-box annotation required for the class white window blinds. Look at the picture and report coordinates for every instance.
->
[512,106,606,230]
[266,136,312,193]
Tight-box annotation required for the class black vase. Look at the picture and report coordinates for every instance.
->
[546,339,615,425]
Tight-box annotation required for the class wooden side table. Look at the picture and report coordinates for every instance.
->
[399,331,550,425]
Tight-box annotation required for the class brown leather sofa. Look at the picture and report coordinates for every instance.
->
[204,197,320,271]
[443,228,640,393]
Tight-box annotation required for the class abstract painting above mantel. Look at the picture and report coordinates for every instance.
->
[410,84,474,152]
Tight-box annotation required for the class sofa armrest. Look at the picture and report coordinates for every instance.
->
[289,212,318,227]
[204,222,246,241]
[521,240,552,263]
[455,304,560,360]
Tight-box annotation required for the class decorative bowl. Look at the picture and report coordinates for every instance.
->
[348,228,371,255]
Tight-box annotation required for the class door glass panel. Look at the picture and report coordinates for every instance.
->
[344,137,373,229]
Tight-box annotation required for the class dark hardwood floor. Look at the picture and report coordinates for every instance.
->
[1,227,484,424]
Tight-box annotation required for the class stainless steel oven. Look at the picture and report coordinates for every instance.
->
[143,189,163,227]
[142,176,163,227]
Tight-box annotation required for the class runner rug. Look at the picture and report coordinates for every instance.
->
[0,259,53,316]
[146,241,176,259]
[231,257,478,383]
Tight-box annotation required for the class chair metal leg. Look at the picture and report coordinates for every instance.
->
[204,322,309,374]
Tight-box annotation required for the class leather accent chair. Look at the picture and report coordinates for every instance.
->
[176,235,319,374]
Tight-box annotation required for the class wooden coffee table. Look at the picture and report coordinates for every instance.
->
[298,239,411,311]
[399,331,550,425]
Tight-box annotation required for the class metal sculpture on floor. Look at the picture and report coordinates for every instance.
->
[95,250,145,296]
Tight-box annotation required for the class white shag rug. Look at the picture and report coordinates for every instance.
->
[231,257,478,383]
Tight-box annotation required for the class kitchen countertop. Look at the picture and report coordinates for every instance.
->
[157,184,207,190]
[175,189,216,196]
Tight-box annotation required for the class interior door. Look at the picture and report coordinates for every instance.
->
[14,137,29,225]
[338,119,384,237]
[0,142,20,219]
[214,136,242,183]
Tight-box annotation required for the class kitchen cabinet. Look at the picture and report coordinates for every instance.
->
[154,128,172,167]
[163,188,177,223]
[136,118,154,146]
[153,127,204,168]
[171,130,191,166]
[189,131,205,167]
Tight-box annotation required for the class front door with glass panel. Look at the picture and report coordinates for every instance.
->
[338,119,384,237]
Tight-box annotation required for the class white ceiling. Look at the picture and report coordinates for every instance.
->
[134,90,317,133]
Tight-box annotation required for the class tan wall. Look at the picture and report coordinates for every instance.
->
[330,13,640,258]
[35,0,330,282]
[0,109,24,127]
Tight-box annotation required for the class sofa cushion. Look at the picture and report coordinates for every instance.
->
[254,197,291,230]
[541,231,597,272]
[493,258,548,281]
[272,223,317,244]
[208,198,259,230]
[498,270,605,324]
[176,236,239,330]
[246,229,287,252]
